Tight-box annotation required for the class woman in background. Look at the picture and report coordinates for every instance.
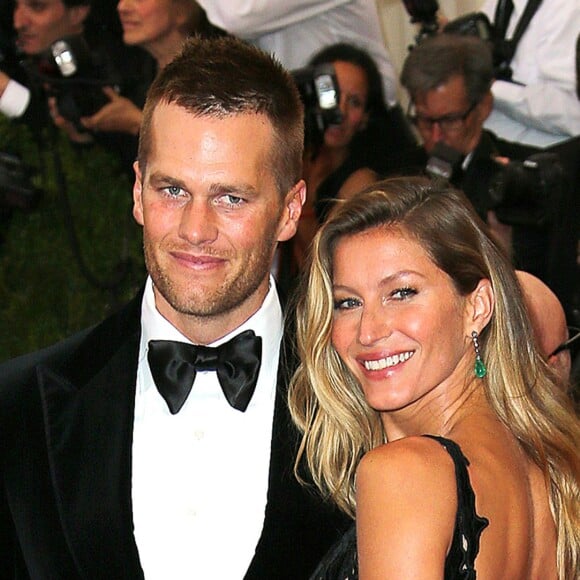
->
[289,177,579,579]
[52,0,221,157]
[289,43,415,274]
[77,0,219,136]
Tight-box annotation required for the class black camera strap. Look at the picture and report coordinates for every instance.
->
[494,0,543,63]
[494,0,514,40]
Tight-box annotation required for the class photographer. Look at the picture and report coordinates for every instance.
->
[0,0,91,125]
[398,34,576,315]
[0,0,93,237]
[51,0,221,173]
[280,42,417,282]
[400,35,509,225]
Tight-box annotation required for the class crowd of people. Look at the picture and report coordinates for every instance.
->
[0,1,578,578]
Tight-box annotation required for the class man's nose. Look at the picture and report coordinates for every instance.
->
[13,5,28,29]
[178,200,219,245]
[117,0,133,14]
[429,120,444,143]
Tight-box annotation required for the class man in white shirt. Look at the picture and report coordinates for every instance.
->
[0,35,347,579]
[480,0,580,148]
[196,0,400,109]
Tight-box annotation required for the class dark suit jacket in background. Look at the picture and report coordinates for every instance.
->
[0,291,348,579]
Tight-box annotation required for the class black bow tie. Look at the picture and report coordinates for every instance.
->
[148,330,262,414]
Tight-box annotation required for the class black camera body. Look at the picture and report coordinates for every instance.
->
[292,63,342,150]
[402,0,440,39]
[488,152,564,228]
[425,141,564,228]
[34,35,113,129]
[0,151,42,211]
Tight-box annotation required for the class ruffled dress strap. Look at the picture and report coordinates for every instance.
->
[423,435,489,579]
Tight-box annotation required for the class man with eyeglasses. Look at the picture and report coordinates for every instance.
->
[399,34,522,231]
[398,32,578,329]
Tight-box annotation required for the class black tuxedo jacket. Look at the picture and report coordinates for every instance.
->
[0,292,348,579]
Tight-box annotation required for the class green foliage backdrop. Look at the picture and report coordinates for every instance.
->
[0,118,146,362]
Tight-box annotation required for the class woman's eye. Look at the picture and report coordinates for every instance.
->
[333,297,361,310]
[391,287,417,300]
[347,95,365,109]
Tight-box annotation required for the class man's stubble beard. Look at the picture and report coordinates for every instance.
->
[143,228,279,320]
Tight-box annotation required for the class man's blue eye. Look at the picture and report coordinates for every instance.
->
[221,194,244,207]
[167,186,181,196]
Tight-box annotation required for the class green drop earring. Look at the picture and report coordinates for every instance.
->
[471,330,487,378]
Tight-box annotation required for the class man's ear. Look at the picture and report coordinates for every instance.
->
[277,179,306,242]
[466,278,494,334]
[132,161,144,226]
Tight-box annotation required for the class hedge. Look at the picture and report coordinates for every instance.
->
[0,116,145,362]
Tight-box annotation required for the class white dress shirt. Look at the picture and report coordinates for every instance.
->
[132,277,282,579]
[481,0,580,147]
[196,0,399,106]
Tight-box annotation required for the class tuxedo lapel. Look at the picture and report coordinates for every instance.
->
[245,324,348,579]
[38,296,145,578]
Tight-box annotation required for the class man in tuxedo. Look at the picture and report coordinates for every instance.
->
[0,35,347,579]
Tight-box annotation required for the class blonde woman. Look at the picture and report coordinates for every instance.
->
[289,177,579,579]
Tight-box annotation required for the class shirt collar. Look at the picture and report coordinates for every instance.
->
[139,275,283,357]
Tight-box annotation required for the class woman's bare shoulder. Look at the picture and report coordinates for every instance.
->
[355,436,459,578]
[356,436,461,532]
[357,436,457,483]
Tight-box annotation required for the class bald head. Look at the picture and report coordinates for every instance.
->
[517,270,571,381]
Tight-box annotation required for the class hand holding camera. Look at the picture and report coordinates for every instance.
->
[75,87,142,136]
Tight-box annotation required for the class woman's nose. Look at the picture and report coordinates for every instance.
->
[357,303,390,346]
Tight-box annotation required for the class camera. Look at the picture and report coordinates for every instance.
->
[425,141,565,228]
[292,63,342,150]
[488,153,564,228]
[32,35,114,130]
[0,151,42,211]
[401,0,440,40]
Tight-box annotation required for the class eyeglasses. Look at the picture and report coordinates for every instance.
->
[407,101,478,134]
[549,327,580,358]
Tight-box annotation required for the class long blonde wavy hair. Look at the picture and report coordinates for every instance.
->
[288,177,579,579]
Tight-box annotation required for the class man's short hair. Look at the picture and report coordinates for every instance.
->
[138,36,305,196]
[401,34,493,105]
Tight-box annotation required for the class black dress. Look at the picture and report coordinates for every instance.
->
[310,435,489,579]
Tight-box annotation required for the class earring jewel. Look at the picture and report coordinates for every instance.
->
[471,330,487,378]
